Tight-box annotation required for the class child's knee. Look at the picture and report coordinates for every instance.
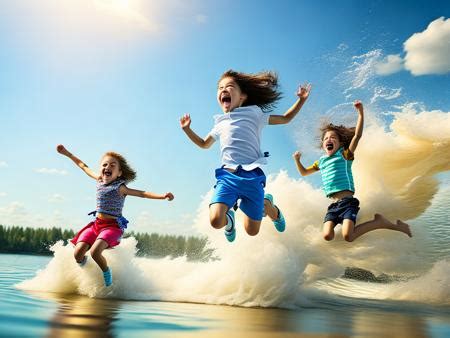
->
[74,251,83,262]
[323,233,334,241]
[90,246,103,260]
[210,215,225,229]
[245,227,260,236]
[342,233,353,242]
[74,247,86,261]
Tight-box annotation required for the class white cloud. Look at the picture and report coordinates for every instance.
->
[0,192,7,197]
[343,49,382,94]
[0,201,77,229]
[0,161,7,168]
[35,168,68,176]
[195,14,207,24]
[49,193,65,203]
[370,86,402,104]
[0,202,29,226]
[375,54,404,75]
[404,17,450,75]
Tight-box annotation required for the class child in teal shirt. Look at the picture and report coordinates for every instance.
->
[293,101,412,242]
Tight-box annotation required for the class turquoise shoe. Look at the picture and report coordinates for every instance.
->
[103,268,113,287]
[224,209,236,242]
[264,194,286,232]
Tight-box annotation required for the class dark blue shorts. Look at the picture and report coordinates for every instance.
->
[210,166,266,221]
[324,196,360,225]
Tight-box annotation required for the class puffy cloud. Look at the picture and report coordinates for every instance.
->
[49,193,65,203]
[375,54,404,75]
[34,168,68,176]
[404,17,450,75]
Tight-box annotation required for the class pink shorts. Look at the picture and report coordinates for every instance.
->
[71,217,123,248]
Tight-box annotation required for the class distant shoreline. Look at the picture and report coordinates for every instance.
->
[0,250,52,257]
[0,225,215,261]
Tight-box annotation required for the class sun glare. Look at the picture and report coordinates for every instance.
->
[93,0,154,31]
[111,0,131,10]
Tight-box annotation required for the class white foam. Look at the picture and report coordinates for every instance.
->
[17,108,450,307]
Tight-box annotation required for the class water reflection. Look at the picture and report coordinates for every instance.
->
[43,294,119,338]
[20,291,440,338]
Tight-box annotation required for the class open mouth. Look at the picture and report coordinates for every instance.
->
[103,170,112,177]
[221,94,231,104]
[326,143,334,151]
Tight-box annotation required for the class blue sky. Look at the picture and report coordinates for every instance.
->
[0,0,449,235]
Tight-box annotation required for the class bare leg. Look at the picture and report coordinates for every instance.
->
[209,203,230,229]
[242,216,262,236]
[90,239,109,272]
[264,198,280,221]
[74,242,90,263]
[323,221,336,241]
[343,214,412,242]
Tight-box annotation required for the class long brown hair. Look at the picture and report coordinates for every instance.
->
[103,151,137,183]
[319,123,355,149]
[219,70,282,112]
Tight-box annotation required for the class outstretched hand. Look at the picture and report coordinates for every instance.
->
[56,144,71,157]
[296,83,312,100]
[293,151,302,161]
[353,100,363,113]
[165,192,174,201]
[180,114,191,129]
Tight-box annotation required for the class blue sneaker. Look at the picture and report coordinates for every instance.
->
[103,268,113,287]
[77,256,87,267]
[224,209,236,242]
[264,194,286,232]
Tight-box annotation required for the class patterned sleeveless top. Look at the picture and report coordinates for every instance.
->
[316,147,355,197]
[96,179,126,217]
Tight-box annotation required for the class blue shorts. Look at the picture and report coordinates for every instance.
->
[324,196,360,225]
[210,166,266,221]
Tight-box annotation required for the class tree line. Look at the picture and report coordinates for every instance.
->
[0,225,215,261]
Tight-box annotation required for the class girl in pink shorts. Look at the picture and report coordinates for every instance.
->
[57,144,174,286]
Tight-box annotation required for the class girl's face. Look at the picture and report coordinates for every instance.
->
[100,155,122,184]
[217,77,247,113]
[322,130,341,156]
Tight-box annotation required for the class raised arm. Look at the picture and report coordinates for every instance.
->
[269,83,312,125]
[348,101,364,153]
[56,144,99,180]
[120,185,174,201]
[293,151,318,176]
[180,114,215,149]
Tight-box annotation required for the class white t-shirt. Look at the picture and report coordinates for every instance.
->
[208,105,270,170]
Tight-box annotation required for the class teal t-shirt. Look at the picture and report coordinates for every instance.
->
[312,147,355,197]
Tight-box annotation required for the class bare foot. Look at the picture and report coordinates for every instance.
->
[396,220,412,237]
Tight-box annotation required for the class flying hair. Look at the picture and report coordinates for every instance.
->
[103,152,137,183]
[319,122,356,149]
[219,69,282,112]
